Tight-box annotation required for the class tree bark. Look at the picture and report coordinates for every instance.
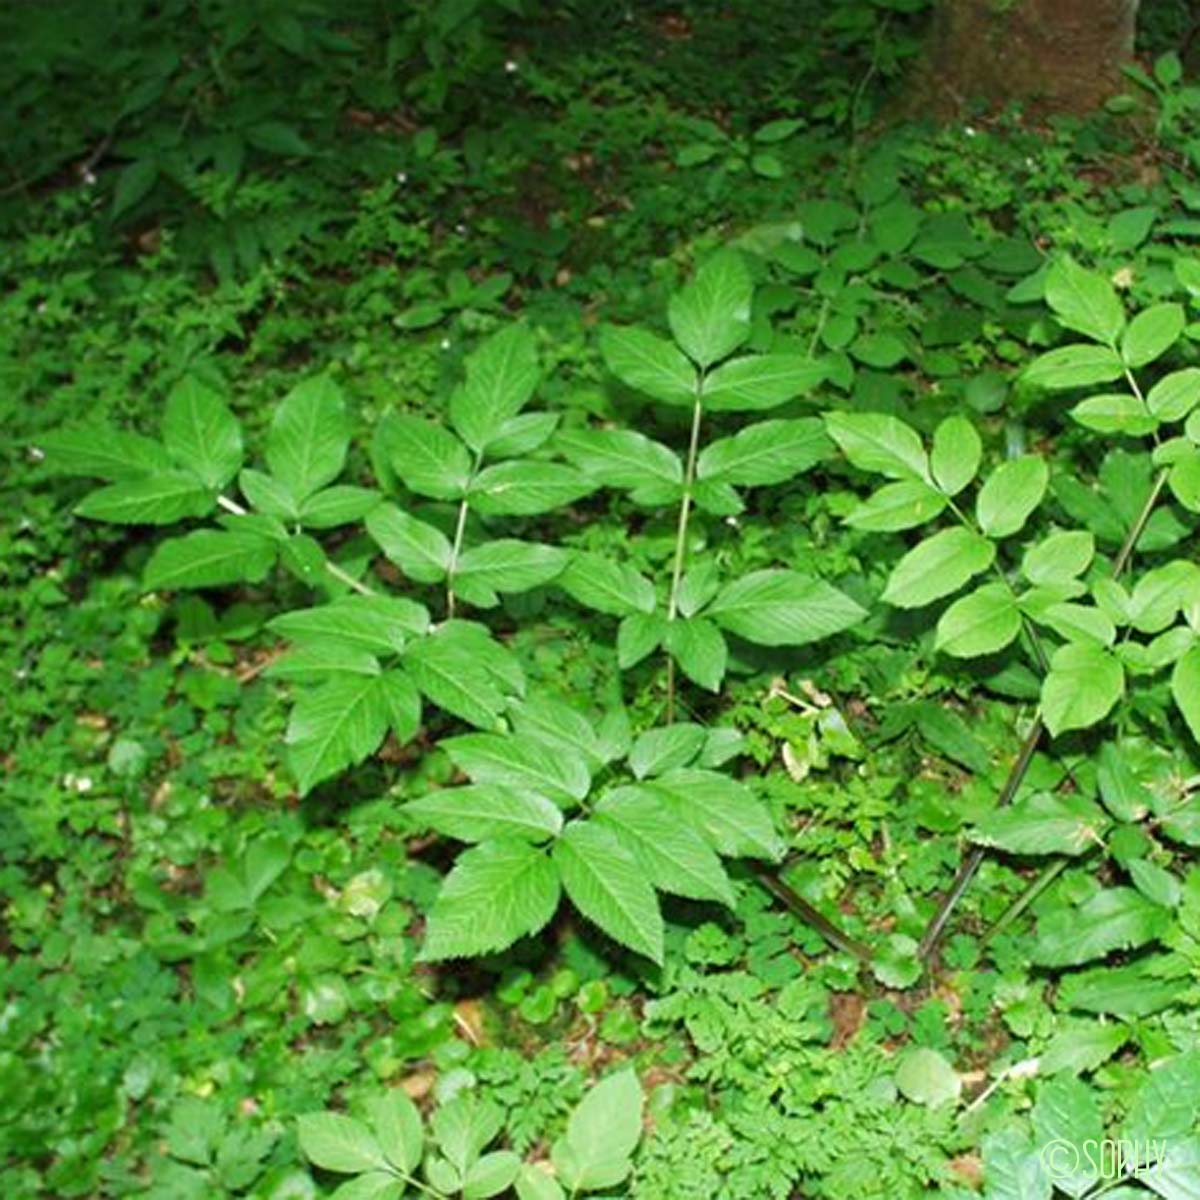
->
[918,0,1140,116]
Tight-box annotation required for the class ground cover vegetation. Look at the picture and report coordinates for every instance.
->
[6,1,1200,1197]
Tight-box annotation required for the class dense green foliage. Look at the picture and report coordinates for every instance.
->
[7,2,1200,1198]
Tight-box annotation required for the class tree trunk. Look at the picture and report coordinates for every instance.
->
[919,0,1140,116]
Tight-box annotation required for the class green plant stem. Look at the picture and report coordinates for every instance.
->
[664,381,706,721]
[752,864,872,963]
[980,855,1071,948]
[917,463,1170,962]
[216,494,377,597]
[445,498,471,619]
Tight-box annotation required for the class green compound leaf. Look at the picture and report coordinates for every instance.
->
[1034,888,1169,967]
[266,375,349,501]
[705,569,865,646]
[553,821,664,964]
[162,376,244,490]
[599,325,695,406]
[1044,255,1125,345]
[145,530,277,590]
[1171,643,1200,745]
[420,839,561,961]
[930,415,982,497]
[1023,344,1125,390]
[451,324,540,453]
[935,583,1022,658]
[405,785,563,843]
[1121,302,1185,369]
[976,455,1049,538]
[702,355,826,411]
[596,786,735,907]
[667,248,752,368]
[845,479,947,531]
[883,527,995,609]
[825,411,929,481]
[1041,642,1125,737]
[76,471,215,524]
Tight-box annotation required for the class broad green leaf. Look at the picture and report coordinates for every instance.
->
[366,504,452,584]
[163,377,243,489]
[36,426,169,479]
[300,485,381,529]
[515,1164,565,1200]
[652,768,784,859]
[270,595,429,655]
[469,462,595,516]
[145,530,277,590]
[297,1114,388,1175]
[1034,888,1168,967]
[883,527,995,609]
[557,553,656,617]
[1022,531,1095,585]
[1148,368,1200,421]
[824,411,929,481]
[1032,1078,1103,1199]
[666,617,727,692]
[377,414,471,500]
[617,611,668,667]
[1058,962,1186,1017]
[976,456,1048,538]
[463,1151,521,1200]
[1169,451,1200,512]
[972,793,1109,856]
[1097,741,1154,821]
[485,411,559,459]
[1023,345,1125,390]
[556,427,682,492]
[266,376,349,501]
[628,723,706,779]
[286,674,396,793]
[76,471,214,524]
[366,1092,423,1175]
[1124,1049,1200,1144]
[455,540,566,606]
[551,1070,644,1193]
[421,839,561,960]
[930,415,982,496]
[702,355,826,411]
[406,785,563,843]
[936,583,1022,658]
[697,418,829,485]
[705,569,865,646]
[1070,392,1158,437]
[894,1048,961,1107]
[553,821,663,964]
[509,696,611,770]
[845,480,947,531]
[1045,256,1125,344]
[668,248,752,367]
[847,329,908,369]
[596,787,735,906]
[377,670,422,744]
[451,325,540,452]
[443,731,591,802]
[1032,602,1115,647]
[1129,859,1180,909]
[1042,642,1124,736]
[1039,1023,1129,1076]
[265,645,381,681]
[403,631,510,729]
[1172,644,1200,744]
[599,325,695,406]
[1129,561,1199,633]
[1122,302,1185,369]
[1138,1137,1200,1200]
[239,467,299,520]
